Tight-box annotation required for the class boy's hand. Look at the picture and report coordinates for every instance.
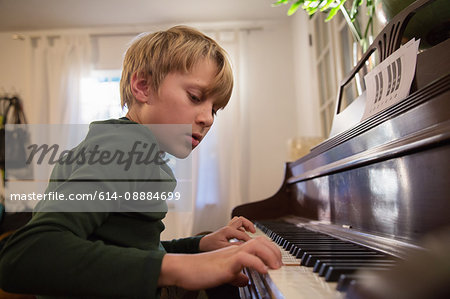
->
[228,216,257,233]
[199,216,257,252]
[158,236,282,290]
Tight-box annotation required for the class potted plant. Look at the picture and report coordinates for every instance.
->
[273,0,377,52]
[273,0,450,50]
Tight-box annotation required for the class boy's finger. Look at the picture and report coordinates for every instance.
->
[225,228,252,242]
[260,237,282,263]
[253,236,282,265]
[235,251,269,274]
[229,216,256,233]
[243,239,282,270]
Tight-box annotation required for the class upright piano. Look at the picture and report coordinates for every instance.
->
[232,0,450,298]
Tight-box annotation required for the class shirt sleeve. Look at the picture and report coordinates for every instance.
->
[161,235,205,253]
[0,212,165,298]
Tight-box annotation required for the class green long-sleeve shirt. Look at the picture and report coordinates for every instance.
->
[0,119,202,298]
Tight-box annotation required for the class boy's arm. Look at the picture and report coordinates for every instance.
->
[161,235,204,253]
[0,211,164,298]
[158,236,282,290]
[161,216,255,253]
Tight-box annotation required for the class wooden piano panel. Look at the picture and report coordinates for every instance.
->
[286,84,450,243]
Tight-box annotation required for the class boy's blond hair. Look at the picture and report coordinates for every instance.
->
[120,26,233,110]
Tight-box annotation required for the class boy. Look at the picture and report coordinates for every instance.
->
[0,26,281,298]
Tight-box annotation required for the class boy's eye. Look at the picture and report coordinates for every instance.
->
[189,93,201,102]
[212,109,217,117]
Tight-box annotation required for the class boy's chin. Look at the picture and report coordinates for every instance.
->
[167,147,193,159]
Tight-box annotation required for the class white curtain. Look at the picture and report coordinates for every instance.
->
[161,30,251,238]
[26,35,91,124]
[19,34,92,200]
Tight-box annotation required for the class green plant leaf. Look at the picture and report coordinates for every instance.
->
[272,0,291,7]
[351,0,363,19]
[350,0,357,19]
[287,0,304,16]
[325,0,346,21]
[321,0,336,12]
[304,1,321,15]
[302,0,317,9]
[306,6,319,15]
[366,0,374,16]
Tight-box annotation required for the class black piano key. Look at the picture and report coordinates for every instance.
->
[281,239,293,249]
[295,245,363,258]
[251,273,270,299]
[325,266,392,281]
[287,239,336,247]
[319,262,396,276]
[303,253,387,267]
[242,268,259,299]
[301,247,375,258]
[295,246,361,258]
[299,243,361,248]
[245,268,270,299]
[336,274,360,292]
[274,235,282,244]
[301,249,378,261]
[282,236,335,248]
[286,236,339,241]
[291,241,353,256]
[288,240,342,248]
[313,258,396,272]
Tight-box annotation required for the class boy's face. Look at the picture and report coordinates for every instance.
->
[137,58,219,158]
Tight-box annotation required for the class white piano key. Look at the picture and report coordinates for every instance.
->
[243,227,344,299]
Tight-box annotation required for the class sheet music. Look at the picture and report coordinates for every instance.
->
[362,38,420,120]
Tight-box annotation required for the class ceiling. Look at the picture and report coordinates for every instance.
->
[0,0,289,32]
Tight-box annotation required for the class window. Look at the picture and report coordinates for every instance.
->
[311,13,339,137]
[79,70,127,124]
[310,11,364,137]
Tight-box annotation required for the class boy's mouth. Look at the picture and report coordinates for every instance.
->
[191,133,202,147]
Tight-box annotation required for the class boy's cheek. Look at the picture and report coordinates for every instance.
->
[148,125,194,158]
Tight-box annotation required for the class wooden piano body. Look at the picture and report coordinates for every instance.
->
[232,0,450,297]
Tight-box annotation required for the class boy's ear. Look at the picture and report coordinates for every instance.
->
[130,72,152,104]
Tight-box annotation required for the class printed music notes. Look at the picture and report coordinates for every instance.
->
[362,38,420,120]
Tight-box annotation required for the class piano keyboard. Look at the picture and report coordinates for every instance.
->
[239,221,398,299]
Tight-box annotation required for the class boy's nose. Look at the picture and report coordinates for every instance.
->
[196,105,214,128]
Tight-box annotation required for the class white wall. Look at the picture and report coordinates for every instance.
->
[92,34,135,70]
[291,12,322,137]
[0,33,28,100]
[244,21,299,202]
